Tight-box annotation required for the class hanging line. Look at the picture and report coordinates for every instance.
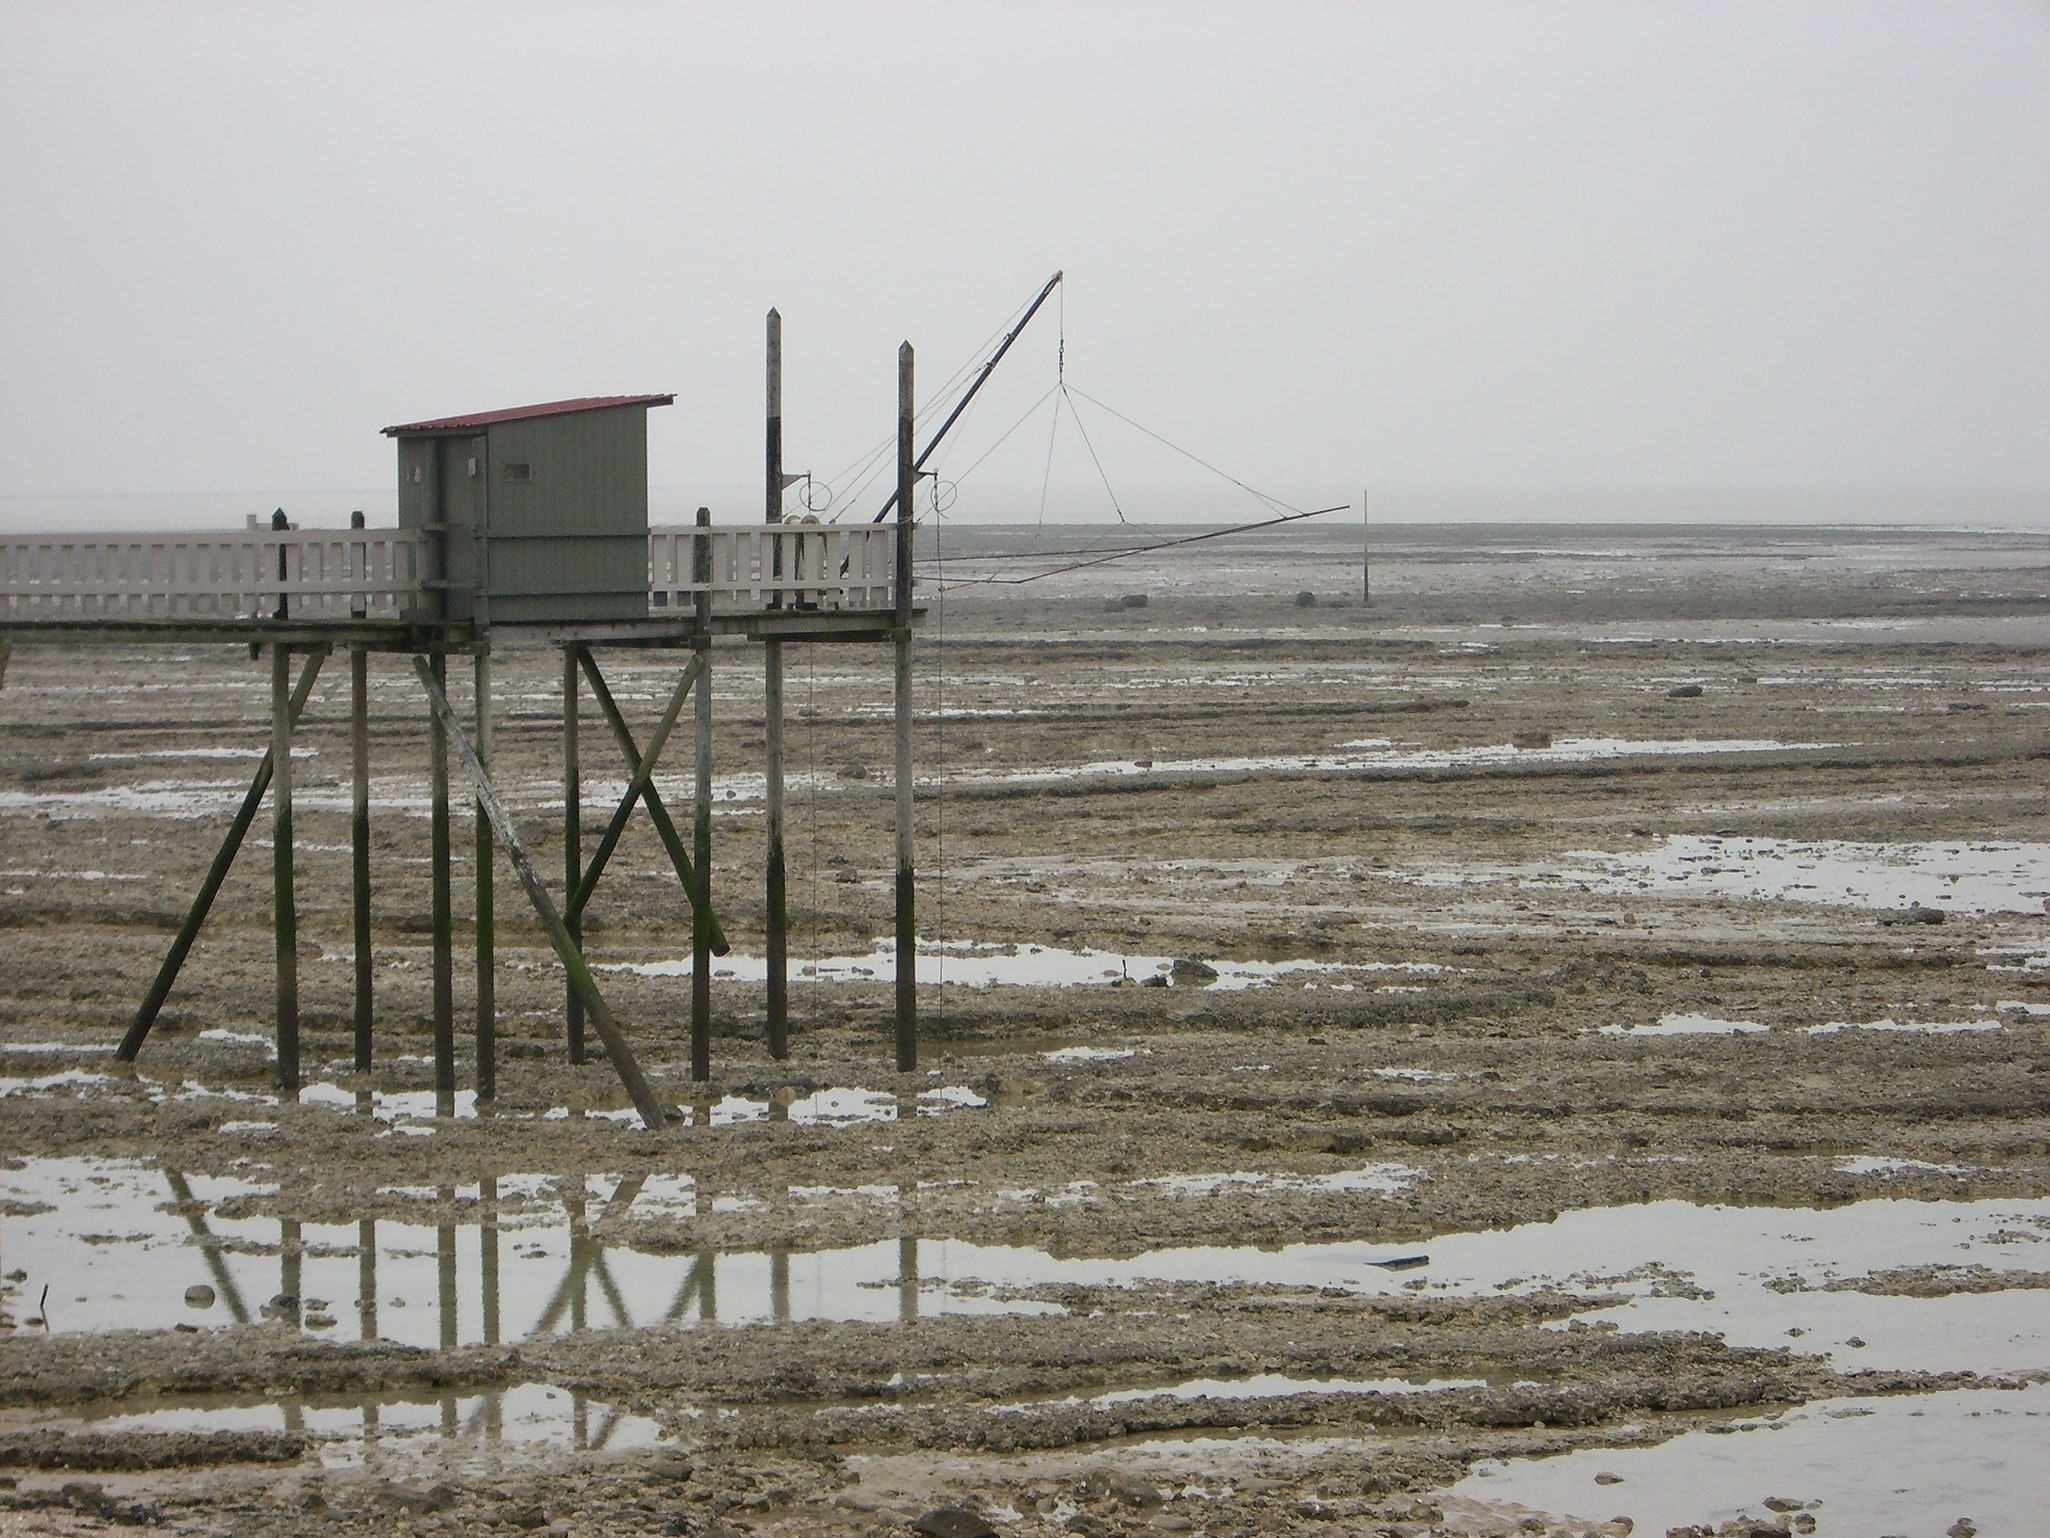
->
[929,503,1350,588]
[1062,384,1306,517]
[1059,384,1125,523]
[1035,384,1062,528]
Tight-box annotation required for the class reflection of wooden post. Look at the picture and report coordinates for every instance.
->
[358,1217,377,1342]
[692,507,714,1082]
[429,653,455,1103]
[438,1189,457,1353]
[765,309,790,1059]
[281,1216,302,1325]
[894,343,918,1073]
[271,644,299,1093]
[474,649,495,1099]
[563,646,585,1063]
[771,1249,790,1323]
[481,1175,500,1346]
[898,1233,919,1323]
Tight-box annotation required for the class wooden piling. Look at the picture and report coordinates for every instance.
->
[413,655,667,1129]
[765,307,789,1059]
[428,651,455,1102]
[563,645,585,1063]
[271,643,300,1093]
[894,342,918,1073]
[474,647,495,1100]
[119,647,326,1062]
[565,655,701,925]
[351,641,372,1071]
[692,507,714,1083]
[575,646,728,952]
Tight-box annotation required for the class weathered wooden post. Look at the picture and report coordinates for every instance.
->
[474,646,496,1100]
[271,641,299,1093]
[428,651,455,1104]
[1362,490,1371,605]
[894,343,918,1073]
[692,506,714,1082]
[765,308,790,1059]
[350,511,373,1072]
[563,645,585,1063]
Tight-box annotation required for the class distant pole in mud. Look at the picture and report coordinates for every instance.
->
[894,341,918,1073]
[765,307,790,1060]
[1362,490,1370,606]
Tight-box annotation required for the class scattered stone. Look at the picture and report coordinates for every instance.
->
[1085,1470,1164,1509]
[1594,1471,1624,1485]
[910,1507,999,1538]
[183,1283,215,1308]
[1119,593,1147,609]
[839,762,870,780]
[1762,1497,1804,1512]
[1293,590,1317,608]
[1512,730,1553,749]
[1947,1521,1977,1538]
[1666,683,1704,698]
[1170,958,1218,985]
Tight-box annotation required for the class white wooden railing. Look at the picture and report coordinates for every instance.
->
[649,523,895,613]
[0,530,433,620]
[0,522,898,623]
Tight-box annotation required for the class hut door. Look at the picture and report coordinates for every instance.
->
[437,434,488,620]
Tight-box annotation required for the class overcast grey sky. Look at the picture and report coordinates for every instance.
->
[2,1,2046,527]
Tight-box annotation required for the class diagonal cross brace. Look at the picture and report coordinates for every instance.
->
[413,655,667,1131]
[567,653,701,927]
[118,645,330,1062]
[575,646,730,954]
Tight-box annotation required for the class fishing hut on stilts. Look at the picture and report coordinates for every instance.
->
[0,321,939,1131]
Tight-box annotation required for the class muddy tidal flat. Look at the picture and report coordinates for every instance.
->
[2,520,2048,1537]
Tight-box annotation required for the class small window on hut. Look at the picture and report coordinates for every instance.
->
[503,462,533,484]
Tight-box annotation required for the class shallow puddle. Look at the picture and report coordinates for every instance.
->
[6,1161,2047,1381]
[0,1380,670,1470]
[1442,1381,2049,1537]
[1564,835,2050,915]
[954,735,1818,788]
[607,940,1436,992]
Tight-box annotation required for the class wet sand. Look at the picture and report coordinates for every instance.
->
[2,521,2047,1535]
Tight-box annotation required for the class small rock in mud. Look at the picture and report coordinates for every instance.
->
[1085,1471,1164,1509]
[1594,1470,1623,1484]
[910,1508,999,1538]
[183,1283,215,1308]
[1666,683,1704,698]
[1170,957,1218,985]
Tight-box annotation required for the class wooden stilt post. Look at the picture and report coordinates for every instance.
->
[563,645,585,1063]
[271,642,300,1094]
[413,655,667,1129]
[894,342,918,1074]
[765,307,790,1060]
[565,655,702,925]
[118,648,326,1062]
[428,651,455,1104]
[349,510,372,1073]
[474,647,495,1100]
[692,507,714,1083]
[575,647,728,952]
[351,639,372,1071]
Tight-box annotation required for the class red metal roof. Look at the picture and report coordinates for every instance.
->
[381,394,675,436]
